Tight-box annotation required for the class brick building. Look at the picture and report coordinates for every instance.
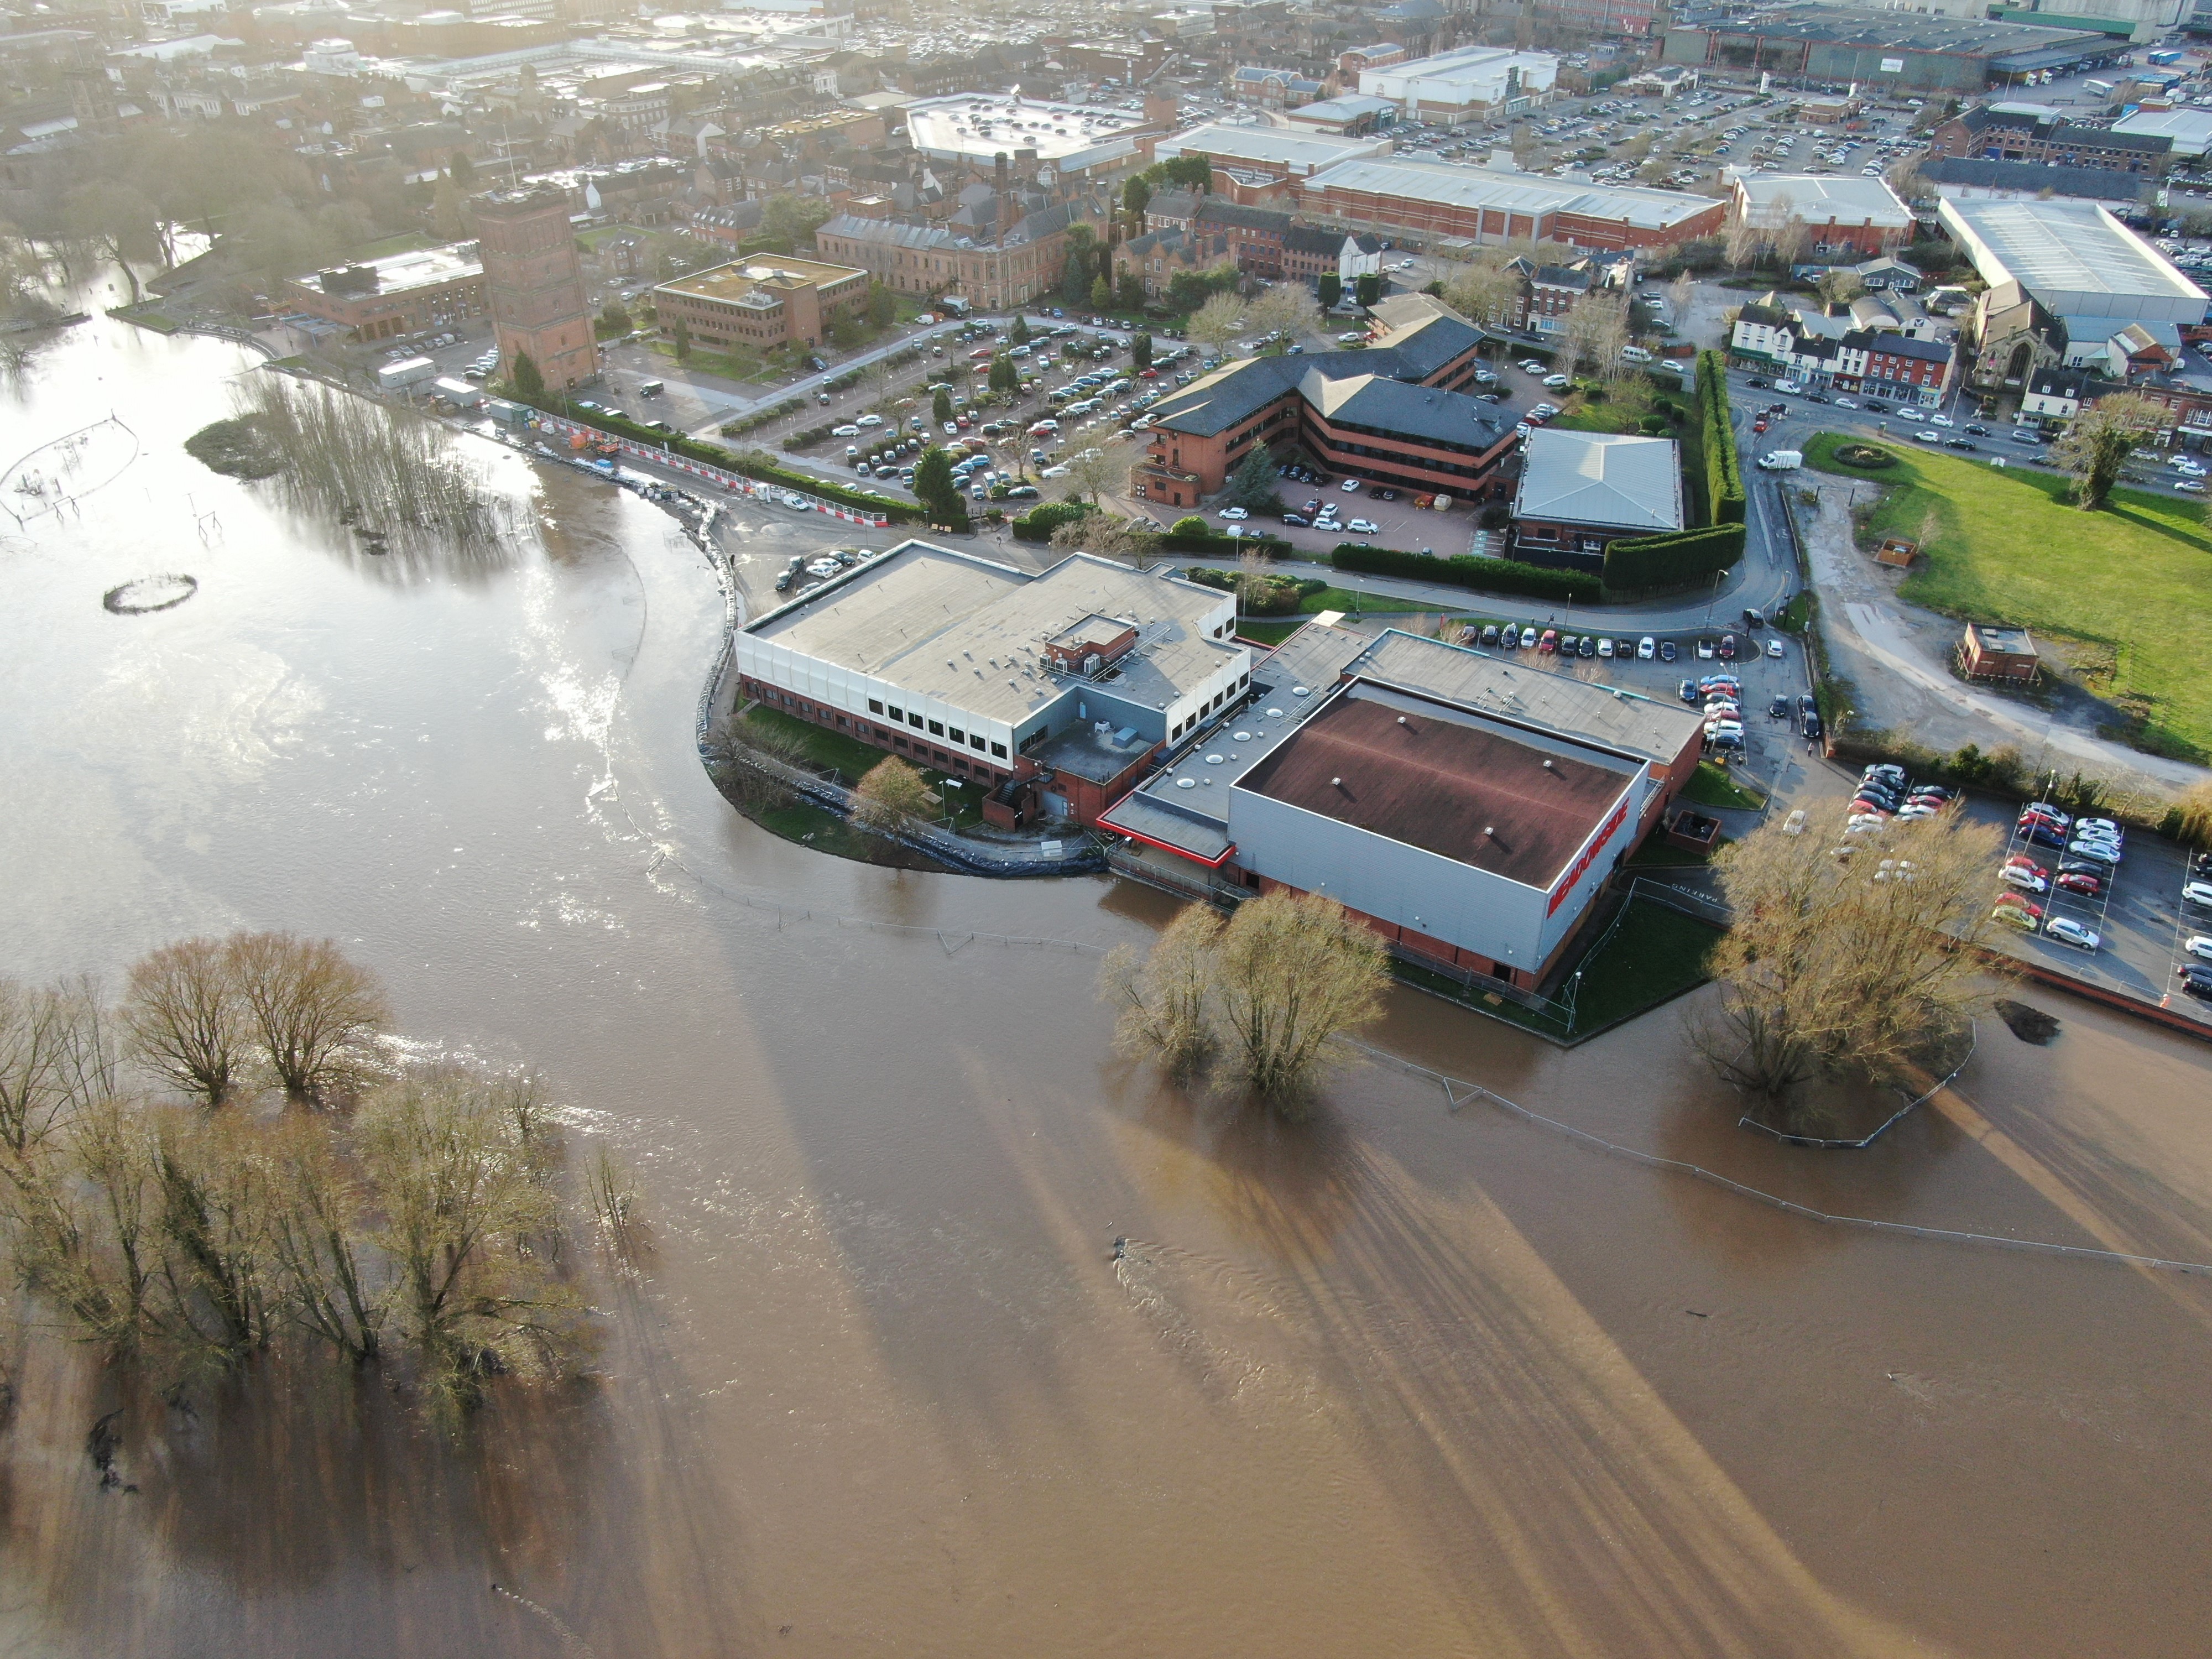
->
[473,185,597,390]
[653,255,868,353]
[281,243,484,343]
[813,202,1091,311]
[1927,105,2172,175]
[1131,305,1511,508]
[1112,226,1234,301]
[1300,158,1726,252]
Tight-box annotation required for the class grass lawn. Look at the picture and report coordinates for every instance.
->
[1804,431,2212,760]
[1682,760,1764,809]
[649,337,788,386]
[739,706,989,831]
[1296,585,1447,615]
[1395,896,1721,1040]
[1235,618,1308,645]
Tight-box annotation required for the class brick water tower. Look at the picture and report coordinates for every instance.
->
[472,185,598,390]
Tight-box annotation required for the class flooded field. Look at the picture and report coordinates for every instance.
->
[2,320,2209,1658]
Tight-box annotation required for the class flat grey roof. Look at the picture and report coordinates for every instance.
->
[745,541,1240,724]
[1155,121,1391,175]
[1348,628,1706,764]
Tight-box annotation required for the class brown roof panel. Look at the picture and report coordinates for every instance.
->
[1235,687,1632,889]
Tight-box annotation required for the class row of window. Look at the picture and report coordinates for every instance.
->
[753,683,1013,784]
[1168,674,1251,741]
[865,697,1009,758]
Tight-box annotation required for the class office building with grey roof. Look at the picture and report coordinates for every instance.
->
[735,542,1250,830]
[1130,301,1512,507]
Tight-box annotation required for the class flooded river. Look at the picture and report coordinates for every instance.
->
[3,320,2210,1659]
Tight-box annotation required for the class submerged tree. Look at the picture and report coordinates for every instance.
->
[122,938,249,1110]
[1095,892,1389,1113]
[227,931,390,1107]
[1101,903,1223,1079]
[1691,807,2003,1128]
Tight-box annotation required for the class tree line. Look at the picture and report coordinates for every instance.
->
[0,935,637,1417]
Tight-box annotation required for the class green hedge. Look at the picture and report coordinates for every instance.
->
[514,393,917,521]
[1601,523,1745,594]
[1694,349,1745,526]
[1010,500,1094,542]
[781,422,836,451]
[1160,530,1291,557]
[1331,542,1600,603]
[719,398,804,438]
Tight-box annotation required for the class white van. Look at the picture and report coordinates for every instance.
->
[639,379,665,397]
[1619,345,1653,364]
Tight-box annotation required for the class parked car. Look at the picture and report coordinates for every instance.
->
[1577,635,1596,658]
[2044,916,2100,952]
[1990,905,2039,932]
[1637,636,1656,660]
[1538,629,1559,653]
[1999,867,2049,894]
[1718,634,1737,660]
[2184,935,2212,963]
[1658,640,1677,662]
[1218,507,1249,520]
[1347,517,1380,534]
[1280,512,1310,526]
[2179,966,2212,1001]
[2054,871,2103,897]
[2185,880,2212,909]
[1520,625,1540,648]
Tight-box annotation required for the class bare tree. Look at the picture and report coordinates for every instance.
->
[1690,807,2004,1128]
[358,1072,581,1410]
[264,1118,385,1363]
[1561,293,1630,379]
[1443,259,1522,331]
[1246,280,1321,345]
[1236,543,1277,609]
[1188,291,1249,356]
[1667,269,1697,336]
[123,938,248,1109]
[226,932,391,1107]
[1210,890,1389,1110]
[1099,903,1224,1079]
[1772,214,1812,273]
[145,1111,279,1368]
[1724,211,1762,272]
[0,975,116,1157]
[2052,390,2168,511]
[850,756,935,833]
[1050,512,1161,567]
[1057,445,1124,507]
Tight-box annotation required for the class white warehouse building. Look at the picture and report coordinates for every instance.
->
[1357,45,1558,126]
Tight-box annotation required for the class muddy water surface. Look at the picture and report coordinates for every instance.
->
[2,321,2208,1659]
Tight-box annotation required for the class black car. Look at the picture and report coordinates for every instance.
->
[1964,422,1990,436]
[1864,400,1889,414]
[2179,966,2212,1002]
[1801,711,1823,739]
[1806,392,1832,404]
[1376,488,1399,501]
[1770,695,1791,718]
[1658,640,1677,662]
[1679,679,1699,704]
[2056,859,2110,881]
[2193,851,2212,878]
[1947,438,1977,451]
[1746,375,1770,388]
[1280,512,1310,526]
[1578,634,1597,658]
[1741,607,1764,628]
[1797,693,1817,717]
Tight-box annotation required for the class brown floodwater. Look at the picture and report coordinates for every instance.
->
[3,320,2210,1659]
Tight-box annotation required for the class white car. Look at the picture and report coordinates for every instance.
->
[2184,935,2212,963]
[1218,506,1249,520]
[832,424,860,437]
[856,414,884,427]
[1040,464,1071,478]
[1695,639,1716,660]
[1543,373,1573,388]
[1927,412,1954,427]
[1340,478,1363,493]
[1833,397,1858,409]
[1916,430,1942,442]
[1783,808,1807,835]
[1637,635,1656,659]
[1347,517,1380,534]
[1519,359,1547,374]
[1999,867,2049,894]
[2044,917,2100,952]
[1766,638,1785,658]
[2184,880,2212,909]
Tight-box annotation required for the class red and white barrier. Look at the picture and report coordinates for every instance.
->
[526,414,891,528]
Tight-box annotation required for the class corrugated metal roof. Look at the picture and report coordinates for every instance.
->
[1303,158,1718,232]
[1511,430,1683,535]
[1940,197,2206,305]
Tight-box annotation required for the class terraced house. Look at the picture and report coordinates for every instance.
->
[1130,302,1511,508]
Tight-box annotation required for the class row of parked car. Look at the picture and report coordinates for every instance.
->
[1995,801,2125,952]
[2179,848,2212,1000]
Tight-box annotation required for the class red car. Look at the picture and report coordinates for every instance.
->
[1538,629,1559,654]
[1139,367,1160,378]
[1718,633,1737,660]
[2055,871,2103,896]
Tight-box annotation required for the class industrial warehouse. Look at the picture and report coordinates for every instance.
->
[1099,625,1706,991]
[1661,6,2131,92]
[1298,157,1728,252]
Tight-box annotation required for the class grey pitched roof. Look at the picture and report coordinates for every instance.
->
[1512,430,1683,535]
[1193,197,1295,233]
[1922,156,2148,203]
[1301,371,1512,450]
[1282,224,1347,257]
[1848,329,1952,363]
